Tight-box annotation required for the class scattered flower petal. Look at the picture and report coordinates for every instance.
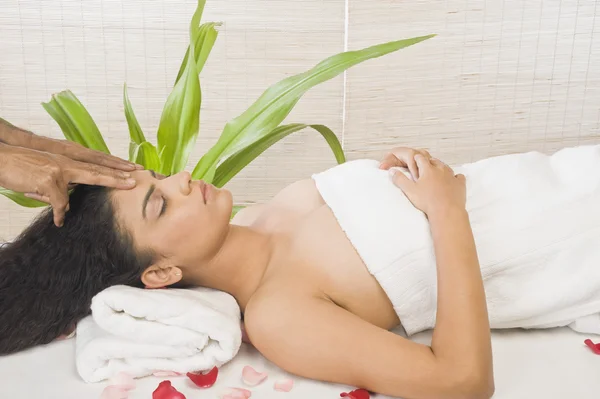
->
[152,380,186,399]
[108,372,136,391]
[100,385,129,399]
[274,378,294,392]
[584,339,600,355]
[187,366,219,388]
[242,366,268,386]
[340,388,370,399]
[153,371,182,378]
[219,387,252,399]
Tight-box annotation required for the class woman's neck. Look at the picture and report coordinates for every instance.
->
[185,224,275,311]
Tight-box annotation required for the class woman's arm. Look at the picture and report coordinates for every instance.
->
[246,153,493,399]
[246,294,492,399]
[428,205,493,393]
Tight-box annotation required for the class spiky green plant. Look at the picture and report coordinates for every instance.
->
[1,0,434,209]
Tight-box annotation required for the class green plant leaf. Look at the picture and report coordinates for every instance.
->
[231,205,245,219]
[0,188,46,208]
[175,22,221,85]
[123,84,146,161]
[156,0,203,176]
[0,117,14,127]
[131,141,161,172]
[211,123,344,187]
[195,98,301,181]
[192,34,435,180]
[42,90,110,153]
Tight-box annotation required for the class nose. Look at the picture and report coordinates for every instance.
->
[176,171,192,195]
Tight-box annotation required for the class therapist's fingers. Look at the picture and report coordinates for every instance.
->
[24,192,51,204]
[64,159,137,190]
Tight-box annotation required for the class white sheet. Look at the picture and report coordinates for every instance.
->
[1,327,598,399]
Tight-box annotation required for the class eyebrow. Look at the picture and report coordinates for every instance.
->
[142,170,157,220]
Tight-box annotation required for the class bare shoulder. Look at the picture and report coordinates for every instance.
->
[232,178,323,226]
[269,178,324,213]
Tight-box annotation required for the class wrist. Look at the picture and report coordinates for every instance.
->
[426,203,468,221]
[0,119,34,147]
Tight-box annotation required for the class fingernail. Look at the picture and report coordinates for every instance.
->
[135,164,145,170]
[122,172,131,178]
[66,204,70,212]
[126,178,136,186]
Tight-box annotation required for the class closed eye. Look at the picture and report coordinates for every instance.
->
[159,196,168,217]
[143,170,167,219]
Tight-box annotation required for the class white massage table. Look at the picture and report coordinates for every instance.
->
[0,327,597,399]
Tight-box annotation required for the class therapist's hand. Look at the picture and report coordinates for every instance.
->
[378,147,432,180]
[0,144,137,227]
[0,117,140,173]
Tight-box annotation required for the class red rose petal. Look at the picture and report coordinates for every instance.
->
[152,380,186,399]
[584,339,600,355]
[187,366,219,388]
[340,388,370,399]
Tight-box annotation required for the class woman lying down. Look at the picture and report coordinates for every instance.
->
[2,144,600,399]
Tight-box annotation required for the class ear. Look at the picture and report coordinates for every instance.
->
[141,264,183,289]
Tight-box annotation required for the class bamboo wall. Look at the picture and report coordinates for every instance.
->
[1,0,598,240]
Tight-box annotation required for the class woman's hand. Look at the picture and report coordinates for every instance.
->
[0,144,136,227]
[390,154,466,216]
[378,147,432,180]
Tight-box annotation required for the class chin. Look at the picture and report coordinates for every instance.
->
[214,188,234,216]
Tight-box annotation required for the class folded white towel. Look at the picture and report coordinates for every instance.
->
[312,144,600,337]
[75,285,242,383]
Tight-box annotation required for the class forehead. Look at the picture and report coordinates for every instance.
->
[110,170,155,229]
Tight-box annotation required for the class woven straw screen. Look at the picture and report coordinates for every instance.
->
[1,0,598,240]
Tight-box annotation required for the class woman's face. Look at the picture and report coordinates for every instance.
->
[111,170,233,274]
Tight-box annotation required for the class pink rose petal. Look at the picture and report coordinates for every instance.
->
[219,387,252,399]
[108,372,136,391]
[274,378,294,392]
[153,371,182,378]
[242,366,268,386]
[100,385,129,399]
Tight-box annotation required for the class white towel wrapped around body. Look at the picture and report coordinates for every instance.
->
[76,285,242,383]
[312,144,600,336]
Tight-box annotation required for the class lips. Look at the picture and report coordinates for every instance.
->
[196,181,211,204]
[200,183,207,204]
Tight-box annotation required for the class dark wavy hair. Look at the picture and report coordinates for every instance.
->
[0,184,153,355]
